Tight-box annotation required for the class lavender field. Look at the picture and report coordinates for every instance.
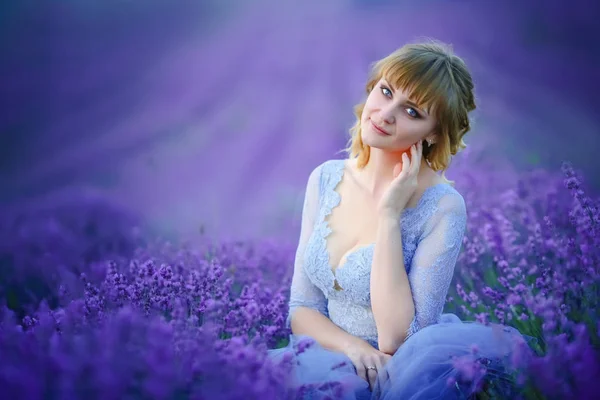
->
[1,0,599,399]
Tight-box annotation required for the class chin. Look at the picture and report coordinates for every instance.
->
[361,133,376,147]
[363,138,385,149]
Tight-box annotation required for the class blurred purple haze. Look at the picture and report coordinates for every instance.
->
[1,0,599,243]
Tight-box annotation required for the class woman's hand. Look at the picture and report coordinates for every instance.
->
[377,140,424,217]
[342,337,393,391]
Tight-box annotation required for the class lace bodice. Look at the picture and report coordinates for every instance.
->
[286,159,467,349]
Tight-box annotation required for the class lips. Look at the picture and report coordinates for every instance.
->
[370,120,390,136]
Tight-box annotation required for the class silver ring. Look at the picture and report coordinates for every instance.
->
[366,366,377,371]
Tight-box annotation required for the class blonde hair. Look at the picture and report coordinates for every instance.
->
[341,38,476,186]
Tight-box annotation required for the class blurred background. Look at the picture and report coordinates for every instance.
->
[1,0,599,243]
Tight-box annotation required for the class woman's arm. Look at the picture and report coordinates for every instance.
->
[288,164,367,353]
[371,192,467,355]
[370,214,414,354]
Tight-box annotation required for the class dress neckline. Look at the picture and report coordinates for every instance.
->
[321,159,450,283]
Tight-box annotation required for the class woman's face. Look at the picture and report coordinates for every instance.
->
[360,77,437,152]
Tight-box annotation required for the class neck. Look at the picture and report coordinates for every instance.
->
[359,147,431,197]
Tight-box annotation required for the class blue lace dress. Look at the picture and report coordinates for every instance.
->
[268,159,536,399]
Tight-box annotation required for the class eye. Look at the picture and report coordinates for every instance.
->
[380,85,421,119]
[380,85,392,98]
[406,108,420,119]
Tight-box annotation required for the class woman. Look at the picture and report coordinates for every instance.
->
[268,39,536,399]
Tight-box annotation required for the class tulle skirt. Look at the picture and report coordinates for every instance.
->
[267,313,538,400]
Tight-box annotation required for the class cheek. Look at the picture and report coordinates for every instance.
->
[361,108,370,123]
[362,102,375,118]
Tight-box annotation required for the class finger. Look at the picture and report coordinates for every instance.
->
[410,144,420,176]
[386,354,393,381]
[366,364,378,391]
[355,363,368,383]
[376,356,391,385]
[401,152,410,175]
[393,162,403,178]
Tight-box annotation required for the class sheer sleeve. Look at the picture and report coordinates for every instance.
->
[286,164,329,329]
[405,192,467,340]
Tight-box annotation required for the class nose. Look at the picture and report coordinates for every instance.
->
[379,105,396,125]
